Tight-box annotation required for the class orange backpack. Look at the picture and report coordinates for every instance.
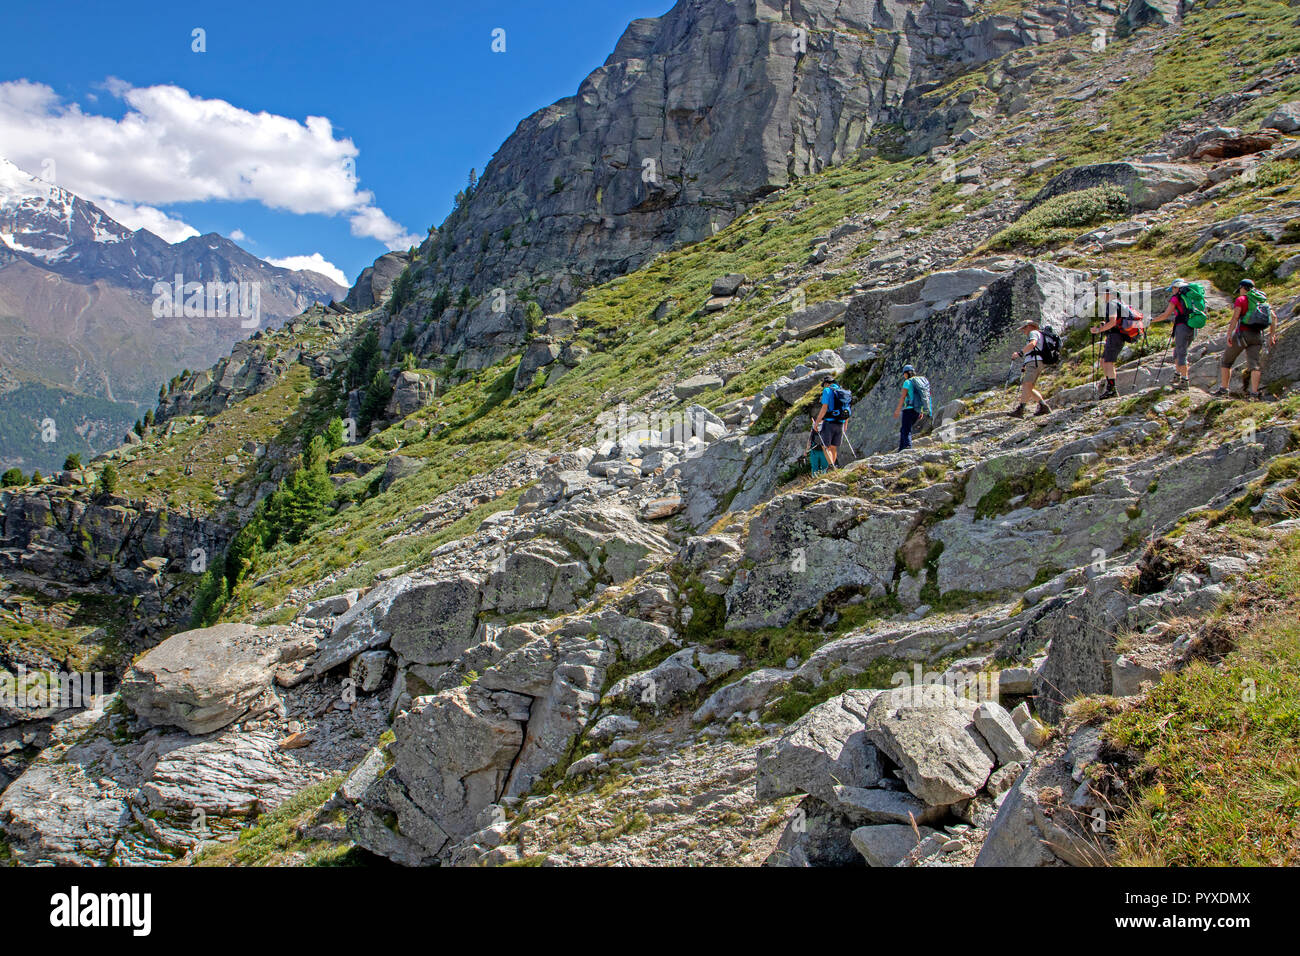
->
[1112,302,1145,340]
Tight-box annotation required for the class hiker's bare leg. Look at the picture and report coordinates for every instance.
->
[1250,369,1261,393]
[826,446,838,465]
[1220,365,1232,389]
[1102,361,1115,380]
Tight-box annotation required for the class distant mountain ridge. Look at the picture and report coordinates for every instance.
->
[0,157,348,472]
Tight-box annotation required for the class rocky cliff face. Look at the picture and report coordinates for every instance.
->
[375,0,1112,368]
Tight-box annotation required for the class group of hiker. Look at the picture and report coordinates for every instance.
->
[808,276,1280,474]
[1080,276,1277,404]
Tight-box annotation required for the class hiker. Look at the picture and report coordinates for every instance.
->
[1090,283,1144,398]
[1211,279,1278,400]
[1008,320,1052,417]
[1148,278,1200,391]
[808,419,831,475]
[892,364,930,450]
[812,373,850,466]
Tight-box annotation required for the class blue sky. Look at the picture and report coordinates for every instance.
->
[0,0,671,287]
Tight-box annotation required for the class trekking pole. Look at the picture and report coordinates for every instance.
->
[1131,329,1148,390]
[842,433,857,464]
[813,427,838,470]
[1152,333,1171,388]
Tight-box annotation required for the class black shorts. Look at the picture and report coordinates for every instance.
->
[1102,331,1129,363]
[820,420,844,448]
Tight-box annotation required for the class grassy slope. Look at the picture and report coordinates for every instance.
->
[1106,528,1300,866]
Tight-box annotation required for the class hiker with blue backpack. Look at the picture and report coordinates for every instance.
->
[1211,279,1277,401]
[812,373,852,466]
[1148,278,1207,391]
[1008,319,1057,417]
[893,364,932,450]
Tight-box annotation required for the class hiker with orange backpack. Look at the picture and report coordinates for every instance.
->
[1211,279,1278,401]
[1148,278,1206,391]
[1090,283,1144,398]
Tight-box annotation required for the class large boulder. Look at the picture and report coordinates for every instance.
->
[851,823,937,867]
[862,685,996,806]
[692,667,791,723]
[725,492,918,630]
[1030,162,1206,210]
[755,690,884,805]
[930,492,1134,597]
[385,371,435,417]
[120,623,316,735]
[1262,101,1300,134]
[481,539,594,614]
[478,629,615,798]
[311,572,484,675]
[343,250,409,311]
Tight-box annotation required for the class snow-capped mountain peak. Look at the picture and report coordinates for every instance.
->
[0,156,133,261]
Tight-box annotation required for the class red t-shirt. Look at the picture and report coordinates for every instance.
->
[1235,294,1249,314]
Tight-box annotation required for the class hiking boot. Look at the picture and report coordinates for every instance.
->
[1034,402,1051,417]
[1176,376,1190,391]
[1007,404,1026,418]
[1208,385,1228,397]
[1098,382,1117,399]
[1247,390,1265,402]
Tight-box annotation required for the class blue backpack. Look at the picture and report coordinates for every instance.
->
[826,385,853,423]
[907,376,933,416]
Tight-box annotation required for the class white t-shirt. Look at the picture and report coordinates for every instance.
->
[1022,330,1043,366]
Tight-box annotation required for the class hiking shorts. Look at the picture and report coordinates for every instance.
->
[1020,362,1043,387]
[1102,331,1128,364]
[819,420,844,448]
[1172,322,1195,367]
[1221,326,1263,371]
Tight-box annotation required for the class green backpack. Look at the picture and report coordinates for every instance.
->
[1241,289,1273,329]
[1177,282,1208,329]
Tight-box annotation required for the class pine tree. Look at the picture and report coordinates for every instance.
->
[189,567,230,627]
[348,328,381,389]
[96,463,118,496]
[326,417,346,452]
[63,453,82,471]
[1,467,23,487]
[359,368,394,433]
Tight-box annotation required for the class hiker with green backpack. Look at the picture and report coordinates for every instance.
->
[1148,278,1207,391]
[893,364,932,450]
[1211,279,1277,401]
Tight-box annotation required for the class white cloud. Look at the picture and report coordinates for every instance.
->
[0,79,415,250]
[229,228,247,242]
[266,253,349,287]
[349,205,419,248]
